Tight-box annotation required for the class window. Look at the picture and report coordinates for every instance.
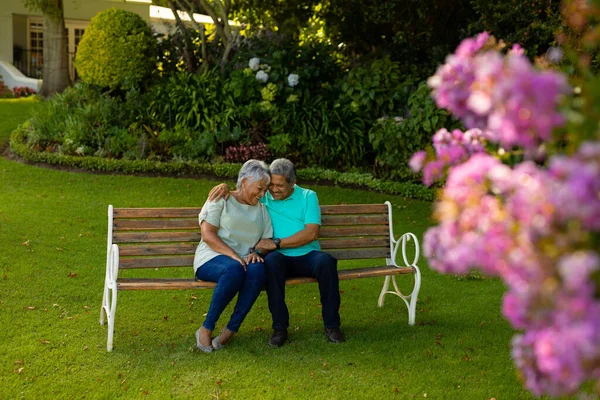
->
[29,22,43,78]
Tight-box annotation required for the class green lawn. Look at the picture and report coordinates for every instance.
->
[0,98,539,399]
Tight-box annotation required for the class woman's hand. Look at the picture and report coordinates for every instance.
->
[245,252,264,265]
[232,254,248,270]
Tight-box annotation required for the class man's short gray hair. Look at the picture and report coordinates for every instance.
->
[269,158,296,183]
[236,159,271,189]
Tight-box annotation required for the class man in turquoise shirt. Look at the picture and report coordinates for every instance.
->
[209,158,345,347]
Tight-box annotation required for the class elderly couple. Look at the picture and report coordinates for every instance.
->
[193,158,344,352]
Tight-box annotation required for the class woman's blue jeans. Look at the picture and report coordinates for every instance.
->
[195,255,266,332]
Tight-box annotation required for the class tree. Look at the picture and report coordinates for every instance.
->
[320,0,475,70]
[23,0,71,96]
[155,0,238,72]
[231,0,319,38]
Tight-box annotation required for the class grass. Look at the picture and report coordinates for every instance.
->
[0,98,542,399]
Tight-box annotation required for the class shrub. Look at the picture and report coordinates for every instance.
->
[10,124,435,201]
[368,81,462,180]
[224,143,269,163]
[74,8,156,89]
[412,29,600,397]
[27,83,149,158]
[337,56,409,120]
[12,86,36,98]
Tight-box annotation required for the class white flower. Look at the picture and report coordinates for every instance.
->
[287,73,299,87]
[75,146,85,155]
[547,47,563,64]
[256,70,269,83]
[249,57,260,71]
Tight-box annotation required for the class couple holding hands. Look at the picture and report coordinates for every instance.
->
[193,158,345,352]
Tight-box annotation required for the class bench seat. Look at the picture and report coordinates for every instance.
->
[117,265,416,290]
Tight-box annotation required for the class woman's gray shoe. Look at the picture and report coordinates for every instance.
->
[195,328,213,353]
[268,329,288,348]
[211,328,234,350]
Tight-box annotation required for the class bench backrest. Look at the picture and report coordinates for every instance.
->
[109,203,392,270]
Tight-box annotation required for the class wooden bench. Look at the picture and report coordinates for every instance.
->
[100,202,421,351]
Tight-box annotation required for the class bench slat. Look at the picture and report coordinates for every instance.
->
[320,225,390,237]
[119,244,198,256]
[119,246,390,268]
[113,214,388,231]
[113,231,201,244]
[114,204,388,219]
[114,219,198,231]
[118,278,215,290]
[116,266,414,290]
[320,204,388,215]
[118,237,390,257]
[120,256,194,269]
[320,214,388,225]
[114,208,202,218]
[326,248,390,260]
[317,237,390,249]
[115,227,389,243]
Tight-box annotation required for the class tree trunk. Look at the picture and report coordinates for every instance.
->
[168,0,198,73]
[40,0,71,97]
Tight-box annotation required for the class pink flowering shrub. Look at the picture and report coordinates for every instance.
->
[411,13,600,398]
[12,86,36,98]
[427,32,570,152]
[224,142,269,163]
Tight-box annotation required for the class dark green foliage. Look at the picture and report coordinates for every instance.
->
[321,0,475,74]
[26,83,143,157]
[74,8,157,89]
[337,56,414,120]
[369,82,463,180]
[25,1,564,183]
[10,123,435,201]
[469,0,562,56]
[228,30,342,92]
[232,0,319,38]
[270,97,367,168]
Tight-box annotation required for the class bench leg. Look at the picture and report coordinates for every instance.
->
[377,265,422,326]
[101,278,118,351]
[100,290,107,325]
[101,244,119,351]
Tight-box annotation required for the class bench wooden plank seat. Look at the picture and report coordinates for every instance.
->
[100,202,421,351]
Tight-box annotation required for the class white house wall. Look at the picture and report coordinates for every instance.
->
[0,0,152,64]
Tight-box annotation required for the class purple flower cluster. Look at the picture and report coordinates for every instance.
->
[409,128,489,185]
[422,142,600,396]
[224,143,269,164]
[428,33,570,151]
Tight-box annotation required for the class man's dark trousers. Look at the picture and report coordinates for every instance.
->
[264,250,341,330]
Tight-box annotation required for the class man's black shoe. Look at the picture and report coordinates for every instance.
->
[324,328,346,343]
[269,329,288,348]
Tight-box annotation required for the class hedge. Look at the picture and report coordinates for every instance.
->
[9,124,435,201]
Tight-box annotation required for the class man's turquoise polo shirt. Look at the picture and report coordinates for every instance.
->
[261,184,321,257]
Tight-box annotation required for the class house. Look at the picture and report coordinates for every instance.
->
[0,0,214,92]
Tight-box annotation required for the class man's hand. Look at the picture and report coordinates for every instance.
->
[255,238,277,253]
[245,252,264,264]
[208,183,231,202]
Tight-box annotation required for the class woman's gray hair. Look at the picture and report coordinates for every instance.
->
[236,159,271,189]
[269,158,296,183]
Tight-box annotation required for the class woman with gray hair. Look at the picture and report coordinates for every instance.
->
[193,159,273,352]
